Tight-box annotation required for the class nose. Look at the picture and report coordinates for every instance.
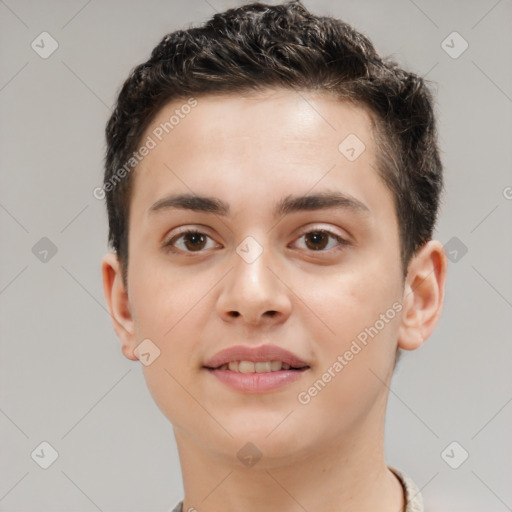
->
[216,240,292,328]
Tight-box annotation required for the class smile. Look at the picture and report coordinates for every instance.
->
[205,364,310,393]
[211,360,308,372]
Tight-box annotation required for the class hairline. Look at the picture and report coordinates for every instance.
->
[117,86,410,289]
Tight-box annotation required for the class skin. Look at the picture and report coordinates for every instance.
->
[102,89,447,512]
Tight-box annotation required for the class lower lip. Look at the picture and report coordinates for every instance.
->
[205,368,308,393]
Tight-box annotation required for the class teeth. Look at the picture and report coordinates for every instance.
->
[238,361,254,374]
[218,361,294,373]
[270,360,282,371]
[255,361,271,373]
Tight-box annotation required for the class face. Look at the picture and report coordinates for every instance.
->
[111,89,410,466]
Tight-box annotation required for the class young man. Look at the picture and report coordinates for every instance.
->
[101,1,446,511]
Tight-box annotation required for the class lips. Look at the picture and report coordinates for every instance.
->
[203,344,309,370]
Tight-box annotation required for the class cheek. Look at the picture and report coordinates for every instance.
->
[129,251,205,342]
[293,272,401,431]
[128,262,214,424]
[295,260,402,399]
[298,261,400,342]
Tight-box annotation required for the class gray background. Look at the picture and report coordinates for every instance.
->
[1,0,511,510]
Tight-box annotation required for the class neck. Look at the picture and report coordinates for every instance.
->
[173,404,404,512]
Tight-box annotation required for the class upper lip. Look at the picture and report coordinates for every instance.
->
[203,344,309,369]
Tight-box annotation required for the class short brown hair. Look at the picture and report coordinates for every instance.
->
[103,0,443,286]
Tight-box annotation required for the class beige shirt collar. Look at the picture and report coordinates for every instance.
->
[170,466,424,512]
[389,465,424,512]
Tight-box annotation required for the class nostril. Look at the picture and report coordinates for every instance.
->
[228,310,277,318]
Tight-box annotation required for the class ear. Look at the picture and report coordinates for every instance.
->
[397,240,447,351]
[101,252,138,361]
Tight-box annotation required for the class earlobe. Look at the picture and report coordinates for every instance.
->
[397,240,447,351]
[101,252,138,361]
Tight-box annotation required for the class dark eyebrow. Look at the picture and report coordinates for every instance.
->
[148,191,371,217]
[149,194,230,216]
[275,191,370,217]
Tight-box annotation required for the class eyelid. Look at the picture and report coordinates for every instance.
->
[295,223,349,239]
[163,227,219,252]
[290,225,350,251]
[163,224,214,244]
[163,224,351,254]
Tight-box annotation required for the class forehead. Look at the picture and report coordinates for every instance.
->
[143,89,374,158]
[129,89,390,224]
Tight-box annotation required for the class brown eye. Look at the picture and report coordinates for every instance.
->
[181,232,207,251]
[304,231,330,250]
[165,230,217,253]
[294,229,348,252]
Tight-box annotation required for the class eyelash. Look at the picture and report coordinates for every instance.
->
[163,228,349,255]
